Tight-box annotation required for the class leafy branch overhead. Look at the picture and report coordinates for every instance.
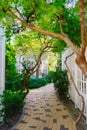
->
[0,0,87,77]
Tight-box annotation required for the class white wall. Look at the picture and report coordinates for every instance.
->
[39,59,48,77]
[62,48,72,70]
[16,54,24,73]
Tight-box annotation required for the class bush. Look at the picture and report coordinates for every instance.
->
[0,90,25,119]
[53,67,69,99]
[44,71,55,83]
[5,73,24,91]
[28,78,47,89]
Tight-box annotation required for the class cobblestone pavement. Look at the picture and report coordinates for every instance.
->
[11,84,77,130]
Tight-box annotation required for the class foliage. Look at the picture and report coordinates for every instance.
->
[0,90,25,120]
[53,67,69,99]
[63,9,81,46]
[52,39,67,54]
[28,77,47,89]
[14,31,42,54]
[5,73,24,91]
[44,71,55,83]
[0,0,81,48]
[6,43,17,80]
[5,43,24,91]
[14,31,53,58]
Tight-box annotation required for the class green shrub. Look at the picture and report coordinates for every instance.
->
[53,67,69,99]
[44,71,55,83]
[0,90,25,119]
[5,73,24,91]
[28,78,47,89]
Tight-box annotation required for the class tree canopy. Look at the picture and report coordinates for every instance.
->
[0,0,81,46]
[0,0,87,77]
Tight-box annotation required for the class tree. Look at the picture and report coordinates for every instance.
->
[14,32,53,93]
[0,0,86,77]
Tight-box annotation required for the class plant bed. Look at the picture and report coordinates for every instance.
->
[0,110,22,130]
[0,90,25,130]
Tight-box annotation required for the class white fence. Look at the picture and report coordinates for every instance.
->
[62,48,87,124]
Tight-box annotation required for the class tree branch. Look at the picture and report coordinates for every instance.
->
[8,8,80,55]
[15,7,24,20]
[59,21,67,37]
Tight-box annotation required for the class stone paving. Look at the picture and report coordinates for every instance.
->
[11,84,77,130]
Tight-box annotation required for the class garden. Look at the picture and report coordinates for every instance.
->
[0,0,87,130]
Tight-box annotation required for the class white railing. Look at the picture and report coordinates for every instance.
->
[62,48,87,124]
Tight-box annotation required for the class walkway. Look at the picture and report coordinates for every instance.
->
[12,84,77,130]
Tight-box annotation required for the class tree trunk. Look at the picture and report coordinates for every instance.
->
[24,74,30,93]
[75,0,87,78]
[36,60,41,78]
[36,65,40,78]
[75,54,87,78]
[80,0,86,55]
